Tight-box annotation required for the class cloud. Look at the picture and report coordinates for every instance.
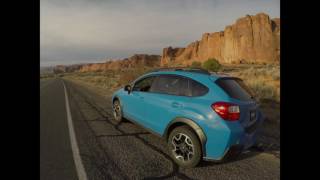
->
[40,0,280,66]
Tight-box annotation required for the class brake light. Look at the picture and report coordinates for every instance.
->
[211,102,240,121]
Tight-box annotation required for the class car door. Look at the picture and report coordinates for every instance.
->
[142,75,191,134]
[122,76,156,124]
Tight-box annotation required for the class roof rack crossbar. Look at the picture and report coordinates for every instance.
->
[149,67,211,75]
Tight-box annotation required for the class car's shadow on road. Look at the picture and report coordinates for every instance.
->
[197,149,263,168]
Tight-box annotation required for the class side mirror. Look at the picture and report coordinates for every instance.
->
[124,85,131,94]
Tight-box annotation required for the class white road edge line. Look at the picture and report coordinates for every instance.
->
[62,80,88,180]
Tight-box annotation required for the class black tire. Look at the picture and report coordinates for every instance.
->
[113,99,123,122]
[168,125,202,168]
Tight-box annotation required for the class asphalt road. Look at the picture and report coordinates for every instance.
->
[40,78,280,180]
[40,79,78,180]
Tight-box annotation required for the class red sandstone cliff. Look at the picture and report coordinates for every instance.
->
[161,13,280,66]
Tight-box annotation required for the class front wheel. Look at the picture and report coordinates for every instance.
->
[113,99,123,122]
[168,126,202,168]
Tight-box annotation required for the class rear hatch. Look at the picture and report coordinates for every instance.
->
[215,77,259,134]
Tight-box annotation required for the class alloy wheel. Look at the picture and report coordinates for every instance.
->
[113,101,121,121]
[171,133,194,162]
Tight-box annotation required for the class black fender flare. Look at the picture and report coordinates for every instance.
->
[112,96,119,103]
[112,96,123,111]
[164,117,207,156]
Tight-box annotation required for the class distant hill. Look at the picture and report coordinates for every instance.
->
[53,54,161,73]
[40,66,54,74]
[78,54,161,72]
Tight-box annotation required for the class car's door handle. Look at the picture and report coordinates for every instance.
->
[140,96,144,100]
[171,102,182,108]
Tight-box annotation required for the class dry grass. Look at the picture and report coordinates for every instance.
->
[117,67,153,86]
[63,70,118,92]
[40,73,55,79]
[62,67,154,93]
[227,64,280,103]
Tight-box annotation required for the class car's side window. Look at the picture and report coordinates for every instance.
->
[189,79,209,96]
[150,75,191,96]
[132,76,156,92]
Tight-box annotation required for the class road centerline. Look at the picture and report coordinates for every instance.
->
[62,80,88,180]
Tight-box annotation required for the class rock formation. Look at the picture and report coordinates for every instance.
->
[161,13,280,66]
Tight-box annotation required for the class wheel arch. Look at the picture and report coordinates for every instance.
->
[112,96,122,110]
[112,96,120,104]
[164,117,207,156]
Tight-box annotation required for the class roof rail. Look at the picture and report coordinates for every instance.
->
[149,67,211,75]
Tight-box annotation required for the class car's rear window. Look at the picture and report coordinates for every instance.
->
[215,78,254,101]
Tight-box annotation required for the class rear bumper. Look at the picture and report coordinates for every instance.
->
[203,130,259,161]
[203,110,264,161]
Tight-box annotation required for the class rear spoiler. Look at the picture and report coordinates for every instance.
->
[215,76,243,82]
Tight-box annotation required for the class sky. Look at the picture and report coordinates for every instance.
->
[40,0,280,67]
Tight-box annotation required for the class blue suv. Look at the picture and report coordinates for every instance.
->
[112,68,264,167]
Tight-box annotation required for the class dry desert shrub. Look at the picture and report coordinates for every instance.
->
[229,64,280,102]
[63,71,119,91]
[40,73,54,79]
[117,67,152,86]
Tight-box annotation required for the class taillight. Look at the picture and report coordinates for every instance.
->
[211,102,240,121]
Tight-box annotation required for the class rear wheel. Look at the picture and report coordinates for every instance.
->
[113,99,123,122]
[168,126,202,168]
